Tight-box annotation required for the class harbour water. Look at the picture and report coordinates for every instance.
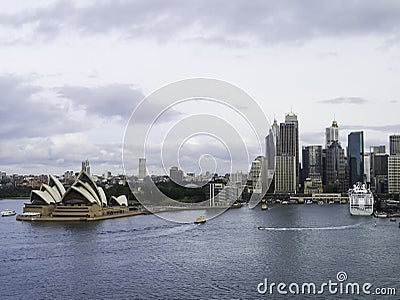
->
[1,199,399,299]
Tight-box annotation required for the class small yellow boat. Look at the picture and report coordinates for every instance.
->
[194,215,206,224]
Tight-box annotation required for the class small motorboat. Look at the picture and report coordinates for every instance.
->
[281,201,288,205]
[390,218,396,222]
[374,212,388,218]
[194,215,206,224]
[261,203,268,210]
[258,226,267,230]
[1,209,16,217]
[318,200,324,205]
[306,200,312,204]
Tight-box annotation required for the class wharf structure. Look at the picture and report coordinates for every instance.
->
[17,170,133,221]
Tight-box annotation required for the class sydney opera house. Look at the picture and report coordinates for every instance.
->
[17,170,132,221]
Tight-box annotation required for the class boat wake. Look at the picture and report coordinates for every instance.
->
[261,223,363,231]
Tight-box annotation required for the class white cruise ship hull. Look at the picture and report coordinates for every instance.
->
[349,194,374,216]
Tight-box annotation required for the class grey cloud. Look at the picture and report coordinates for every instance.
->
[2,0,400,45]
[56,84,144,119]
[300,132,324,146]
[0,75,83,139]
[0,135,124,174]
[56,83,181,122]
[341,124,400,133]
[318,97,369,105]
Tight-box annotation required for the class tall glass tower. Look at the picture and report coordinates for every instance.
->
[275,112,299,193]
[348,132,364,187]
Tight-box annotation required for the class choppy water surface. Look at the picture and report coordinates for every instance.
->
[1,199,399,299]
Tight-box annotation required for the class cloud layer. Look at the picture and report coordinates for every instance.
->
[2,0,400,45]
[318,97,369,105]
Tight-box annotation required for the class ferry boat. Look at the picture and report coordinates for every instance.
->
[194,215,206,224]
[1,209,16,217]
[349,182,374,216]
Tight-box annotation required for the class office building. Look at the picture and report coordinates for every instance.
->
[325,141,346,192]
[390,135,400,155]
[139,158,146,180]
[205,182,225,207]
[388,156,400,194]
[363,153,371,185]
[370,145,385,154]
[82,159,90,175]
[302,145,323,179]
[275,112,299,193]
[370,146,387,193]
[170,166,183,184]
[348,132,364,187]
[326,120,339,148]
[275,156,297,193]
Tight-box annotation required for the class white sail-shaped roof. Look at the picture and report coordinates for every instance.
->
[75,171,101,200]
[49,175,66,196]
[77,180,101,205]
[110,195,128,206]
[98,187,107,207]
[61,171,105,206]
[68,186,98,204]
[31,190,56,205]
[41,184,62,203]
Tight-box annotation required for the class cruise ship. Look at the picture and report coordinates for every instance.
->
[349,183,374,216]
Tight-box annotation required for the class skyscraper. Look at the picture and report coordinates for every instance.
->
[275,112,299,193]
[388,156,400,194]
[388,135,400,194]
[370,145,387,193]
[275,156,297,193]
[325,120,339,148]
[389,135,400,155]
[265,118,279,170]
[138,158,146,180]
[363,153,371,185]
[371,153,388,193]
[325,141,346,192]
[170,166,183,183]
[348,132,364,187]
[249,156,263,194]
[82,159,90,175]
[302,145,323,179]
[265,118,279,189]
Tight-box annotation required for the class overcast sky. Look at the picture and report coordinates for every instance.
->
[1,0,400,176]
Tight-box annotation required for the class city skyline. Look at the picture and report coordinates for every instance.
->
[1,1,400,174]
[0,112,400,177]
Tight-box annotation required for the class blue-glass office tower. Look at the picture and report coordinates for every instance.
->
[347,132,364,187]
